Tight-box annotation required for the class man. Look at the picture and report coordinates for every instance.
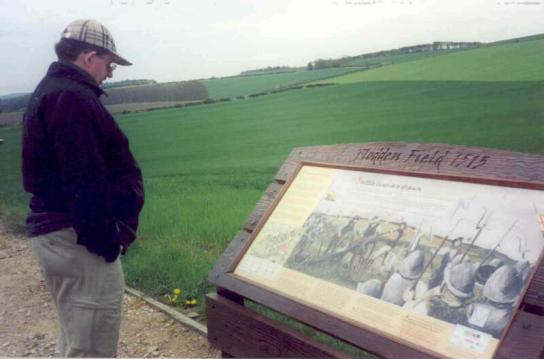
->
[405,261,476,325]
[467,265,523,338]
[381,249,425,306]
[22,19,144,357]
[428,236,463,289]
[427,261,475,324]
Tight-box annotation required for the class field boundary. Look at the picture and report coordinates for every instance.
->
[124,286,208,337]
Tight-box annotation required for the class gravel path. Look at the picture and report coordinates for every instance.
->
[0,224,220,358]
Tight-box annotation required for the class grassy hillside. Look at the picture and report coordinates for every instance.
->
[342,47,473,68]
[329,38,544,83]
[2,79,543,299]
[203,67,361,99]
[344,51,443,67]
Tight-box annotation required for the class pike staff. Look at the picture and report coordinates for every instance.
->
[459,208,493,263]
[475,219,518,272]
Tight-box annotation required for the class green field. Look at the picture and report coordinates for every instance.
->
[0,35,543,324]
[203,67,361,99]
[330,38,544,83]
[342,47,469,67]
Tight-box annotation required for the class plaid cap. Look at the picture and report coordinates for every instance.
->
[61,19,132,66]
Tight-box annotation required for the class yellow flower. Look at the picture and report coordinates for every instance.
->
[190,299,197,305]
[173,288,181,295]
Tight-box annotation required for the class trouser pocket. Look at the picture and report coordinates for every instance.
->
[61,301,122,357]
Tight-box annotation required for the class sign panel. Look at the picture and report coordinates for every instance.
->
[233,163,544,359]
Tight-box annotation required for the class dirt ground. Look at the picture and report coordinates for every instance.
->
[0,224,220,358]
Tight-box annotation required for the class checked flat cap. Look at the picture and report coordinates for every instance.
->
[62,19,131,66]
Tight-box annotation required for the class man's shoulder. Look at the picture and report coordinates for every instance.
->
[45,75,97,99]
[28,75,97,110]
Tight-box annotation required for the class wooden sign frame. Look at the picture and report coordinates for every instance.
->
[207,142,544,359]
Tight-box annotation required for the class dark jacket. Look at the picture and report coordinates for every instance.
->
[22,61,144,262]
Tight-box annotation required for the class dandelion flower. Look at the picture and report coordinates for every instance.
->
[173,288,181,295]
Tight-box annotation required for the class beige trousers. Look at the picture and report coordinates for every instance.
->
[30,228,124,357]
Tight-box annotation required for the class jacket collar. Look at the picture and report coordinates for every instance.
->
[47,61,106,97]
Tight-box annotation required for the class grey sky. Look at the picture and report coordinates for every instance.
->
[1,0,543,96]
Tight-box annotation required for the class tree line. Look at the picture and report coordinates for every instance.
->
[307,41,482,70]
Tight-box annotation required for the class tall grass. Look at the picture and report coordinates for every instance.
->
[123,177,265,309]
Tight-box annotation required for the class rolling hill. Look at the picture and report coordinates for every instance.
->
[327,37,544,83]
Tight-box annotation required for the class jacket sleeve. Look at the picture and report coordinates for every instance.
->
[49,90,119,262]
[104,115,145,250]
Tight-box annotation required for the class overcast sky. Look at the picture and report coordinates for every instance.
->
[1,0,543,96]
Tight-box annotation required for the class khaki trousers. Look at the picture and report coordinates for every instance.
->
[30,228,124,357]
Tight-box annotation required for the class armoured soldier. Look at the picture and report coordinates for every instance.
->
[381,249,425,306]
[428,237,463,289]
[406,261,476,325]
[428,261,475,325]
[475,258,504,291]
[467,265,523,338]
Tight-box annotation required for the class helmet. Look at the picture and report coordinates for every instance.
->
[399,250,425,280]
[444,262,475,298]
[483,265,523,304]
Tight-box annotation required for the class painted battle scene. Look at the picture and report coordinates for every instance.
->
[257,169,544,340]
[285,211,537,339]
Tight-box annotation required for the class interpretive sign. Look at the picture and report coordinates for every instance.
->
[208,143,544,359]
[232,163,544,359]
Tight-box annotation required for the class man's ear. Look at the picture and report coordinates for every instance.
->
[82,50,97,67]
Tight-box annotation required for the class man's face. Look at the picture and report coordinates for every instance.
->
[78,51,117,85]
[89,53,116,85]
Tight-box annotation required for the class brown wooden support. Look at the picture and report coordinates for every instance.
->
[206,293,356,358]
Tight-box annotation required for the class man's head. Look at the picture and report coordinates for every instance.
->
[55,19,131,85]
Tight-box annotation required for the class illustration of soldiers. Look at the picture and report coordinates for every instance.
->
[407,261,476,325]
[362,216,381,239]
[381,249,425,306]
[428,237,463,289]
[392,221,408,244]
[362,220,405,266]
[347,216,381,268]
[292,215,326,264]
[428,262,475,325]
[475,258,504,291]
[467,265,523,338]
[324,217,357,255]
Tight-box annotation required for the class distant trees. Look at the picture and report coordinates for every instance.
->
[102,79,157,89]
[240,66,294,76]
[0,94,31,113]
[307,59,343,70]
[307,41,482,70]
